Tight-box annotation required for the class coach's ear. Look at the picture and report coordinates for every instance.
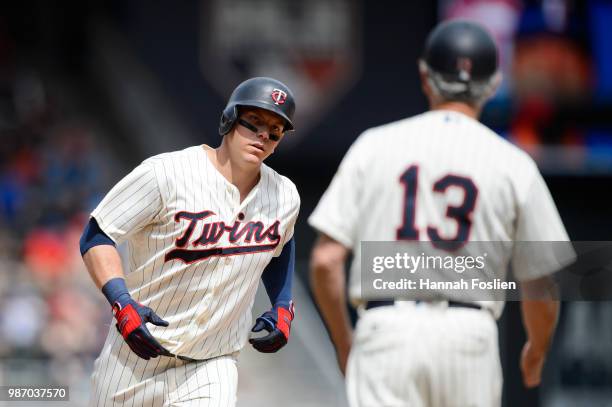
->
[418,59,435,103]
[483,70,503,103]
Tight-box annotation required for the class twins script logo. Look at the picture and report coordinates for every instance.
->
[165,210,281,264]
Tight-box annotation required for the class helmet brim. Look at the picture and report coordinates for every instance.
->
[233,100,294,132]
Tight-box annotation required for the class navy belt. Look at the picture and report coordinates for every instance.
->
[167,353,203,362]
[365,300,483,311]
[161,350,207,363]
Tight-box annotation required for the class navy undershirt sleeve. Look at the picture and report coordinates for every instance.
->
[79,217,115,256]
[261,237,295,309]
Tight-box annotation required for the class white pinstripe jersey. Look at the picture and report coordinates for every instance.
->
[92,145,300,360]
[309,110,570,318]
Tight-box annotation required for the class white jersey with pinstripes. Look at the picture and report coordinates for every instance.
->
[308,110,570,319]
[91,144,300,360]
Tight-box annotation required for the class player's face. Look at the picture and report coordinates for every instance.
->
[230,107,286,165]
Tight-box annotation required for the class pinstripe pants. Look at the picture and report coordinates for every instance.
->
[346,302,502,407]
[90,329,238,407]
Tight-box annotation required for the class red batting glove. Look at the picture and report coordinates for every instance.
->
[113,299,172,360]
[249,302,295,353]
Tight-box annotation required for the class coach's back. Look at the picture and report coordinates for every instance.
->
[310,109,568,317]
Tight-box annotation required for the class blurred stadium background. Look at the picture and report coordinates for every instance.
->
[0,0,611,406]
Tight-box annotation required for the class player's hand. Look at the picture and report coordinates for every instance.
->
[113,299,172,360]
[249,302,295,353]
[520,340,546,388]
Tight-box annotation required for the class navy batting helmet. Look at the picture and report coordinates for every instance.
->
[422,20,498,84]
[219,77,296,136]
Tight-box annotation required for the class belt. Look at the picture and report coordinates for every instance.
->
[364,300,483,311]
[162,350,207,363]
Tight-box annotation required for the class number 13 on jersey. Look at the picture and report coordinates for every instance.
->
[396,165,478,250]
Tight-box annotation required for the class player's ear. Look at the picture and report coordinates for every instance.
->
[220,127,234,148]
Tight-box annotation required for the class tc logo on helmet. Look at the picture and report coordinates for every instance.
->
[271,88,288,105]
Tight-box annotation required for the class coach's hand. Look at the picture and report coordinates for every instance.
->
[113,298,171,360]
[249,302,295,353]
[520,341,546,388]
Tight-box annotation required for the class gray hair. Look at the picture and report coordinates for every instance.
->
[419,60,500,106]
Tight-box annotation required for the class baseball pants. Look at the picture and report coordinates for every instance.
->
[90,329,238,406]
[346,301,502,407]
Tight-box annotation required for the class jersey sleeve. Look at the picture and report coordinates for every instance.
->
[262,237,295,307]
[91,161,163,245]
[308,133,367,249]
[273,183,300,257]
[511,167,575,281]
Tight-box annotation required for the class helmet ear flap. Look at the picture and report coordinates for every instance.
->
[219,104,239,135]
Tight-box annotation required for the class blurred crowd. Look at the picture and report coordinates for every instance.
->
[0,61,112,385]
[443,0,611,154]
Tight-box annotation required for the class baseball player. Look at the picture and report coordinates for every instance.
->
[309,21,571,407]
[80,77,300,406]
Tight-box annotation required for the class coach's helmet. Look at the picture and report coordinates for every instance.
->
[420,20,500,103]
[219,77,296,136]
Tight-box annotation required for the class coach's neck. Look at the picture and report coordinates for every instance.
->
[430,101,480,120]
[421,70,483,120]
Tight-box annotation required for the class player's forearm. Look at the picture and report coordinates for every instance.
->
[310,259,352,349]
[520,300,559,353]
[83,245,126,290]
[261,238,295,308]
